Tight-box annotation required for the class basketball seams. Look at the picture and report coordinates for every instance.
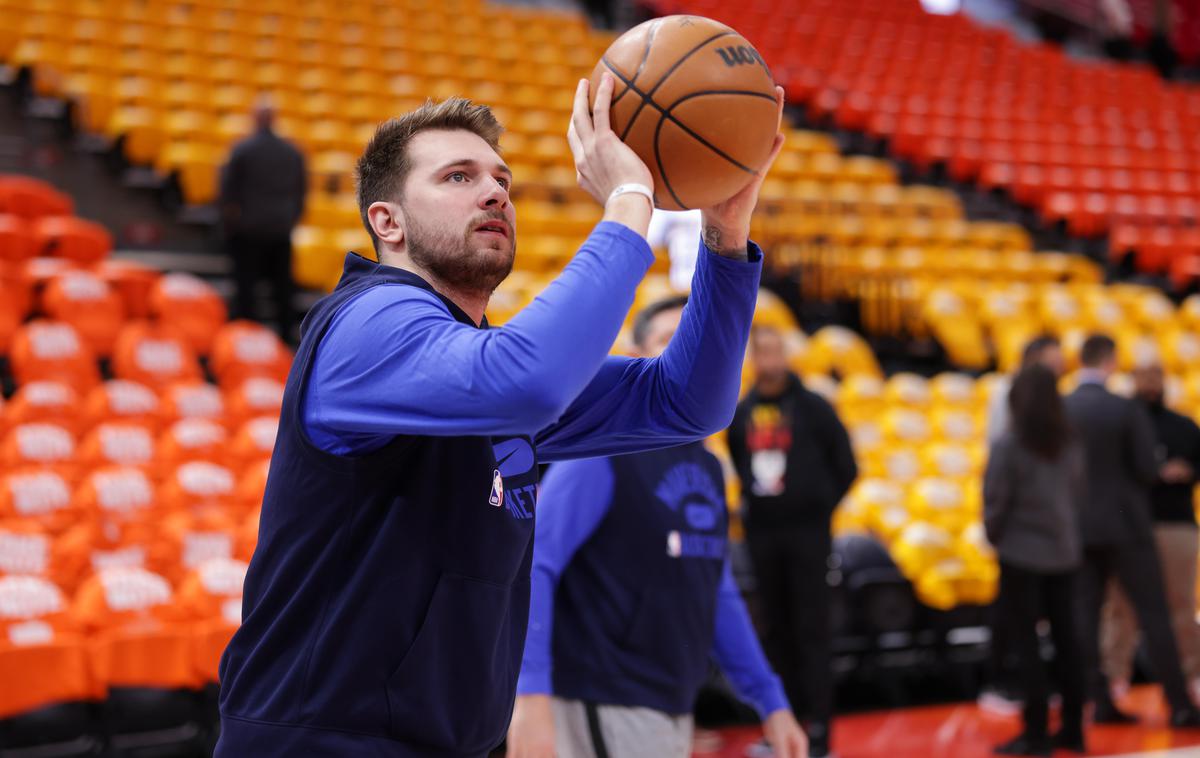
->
[652,115,687,210]
[606,62,771,175]
[615,30,738,143]
[610,18,662,108]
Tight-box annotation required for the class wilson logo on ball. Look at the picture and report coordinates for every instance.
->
[715,46,765,69]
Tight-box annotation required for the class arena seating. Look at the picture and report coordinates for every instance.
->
[645,0,1200,290]
[0,174,278,743]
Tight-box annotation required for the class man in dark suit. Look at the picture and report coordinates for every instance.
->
[1066,334,1200,727]
[219,97,307,341]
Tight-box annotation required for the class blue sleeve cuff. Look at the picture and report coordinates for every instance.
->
[755,680,791,720]
[515,668,553,696]
[699,238,764,265]
[594,220,655,268]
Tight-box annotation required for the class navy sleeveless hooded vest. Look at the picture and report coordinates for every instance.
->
[551,443,728,714]
[217,252,538,757]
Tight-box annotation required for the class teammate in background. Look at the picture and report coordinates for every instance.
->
[216,75,786,756]
[507,296,808,758]
[727,325,856,758]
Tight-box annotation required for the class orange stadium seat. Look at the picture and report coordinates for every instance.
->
[164,510,240,582]
[159,461,238,518]
[41,269,125,356]
[0,519,53,580]
[208,320,293,388]
[74,467,158,526]
[112,321,202,389]
[0,575,95,720]
[51,518,178,595]
[94,258,161,319]
[9,320,100,393]
[160,381,227,426]
[236,460,270,517]
[3,381,81,434]
[229,416,278,470]
[157,418,230,469]
[225,377,284,429]
[0,176,73,219]
[82,380,161,432]
[175,557,247,684]
[147,273,228,356]
[0,468,78,534]
[31,216,112,264]
[71,566,200,692]
[0,214,36,264]
[78,422,157,474]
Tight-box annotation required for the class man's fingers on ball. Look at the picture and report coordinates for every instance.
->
[571,79,594,142]
[592,72,615,133]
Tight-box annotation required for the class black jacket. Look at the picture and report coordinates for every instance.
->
[727,373,857,531]
[1064,381,1158,546]
[219,128,307,240]
[1142,399,1200,524]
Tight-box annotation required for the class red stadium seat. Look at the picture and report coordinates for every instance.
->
[159,461,238,518]
[225,377,284,429]
[94,258,161,320]
[229,416,278,470]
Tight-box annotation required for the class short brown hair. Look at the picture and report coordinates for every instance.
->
[355,97,503,250]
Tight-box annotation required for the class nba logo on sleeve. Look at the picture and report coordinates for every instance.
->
[489,469,504,508]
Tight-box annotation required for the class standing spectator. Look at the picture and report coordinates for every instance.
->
[982,334,1064,713]
[1102,359,1200,699]
[219,97,307,342]
[507,297,807,758]
[727,325,857,758]
[1065,334,1200,727]
[984,364,1086,757]
[986,335,1064,445]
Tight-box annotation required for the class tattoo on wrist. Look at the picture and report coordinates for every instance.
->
[704,225,749,261]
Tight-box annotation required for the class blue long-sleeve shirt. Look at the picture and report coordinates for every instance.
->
[516,455,789,719]
[302,221,762,457]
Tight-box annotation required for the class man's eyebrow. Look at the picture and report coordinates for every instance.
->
[434,158,513,177]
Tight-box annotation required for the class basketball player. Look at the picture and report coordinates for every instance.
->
[507,295,808,758]
[215,73,785,756]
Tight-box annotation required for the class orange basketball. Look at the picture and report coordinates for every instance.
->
[591,15,778,211]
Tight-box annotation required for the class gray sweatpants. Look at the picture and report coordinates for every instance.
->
[552,697,694,758]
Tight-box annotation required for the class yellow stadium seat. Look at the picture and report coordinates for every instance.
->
[884,373,931,408]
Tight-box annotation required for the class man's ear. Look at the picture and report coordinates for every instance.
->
[367,201,405,250]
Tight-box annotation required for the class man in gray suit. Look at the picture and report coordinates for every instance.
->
[1066,334,1200,727]
[219,97,307,341]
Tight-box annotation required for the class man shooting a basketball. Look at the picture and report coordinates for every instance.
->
[216,70,784,756]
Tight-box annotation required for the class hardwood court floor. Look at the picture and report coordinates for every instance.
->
[699,687,1200,758]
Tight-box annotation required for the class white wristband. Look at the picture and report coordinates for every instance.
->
[607,183,654,207]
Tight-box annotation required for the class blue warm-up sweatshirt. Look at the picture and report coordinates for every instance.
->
[216,221,762,757]
[518,448,789,718]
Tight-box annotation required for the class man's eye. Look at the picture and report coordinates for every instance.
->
[448,172,467,182]
[497,177,510,189]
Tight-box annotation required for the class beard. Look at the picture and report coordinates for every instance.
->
[404,208,516,295]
